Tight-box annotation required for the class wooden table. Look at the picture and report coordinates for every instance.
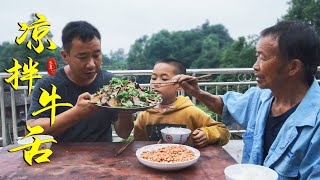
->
[0,141,237,179]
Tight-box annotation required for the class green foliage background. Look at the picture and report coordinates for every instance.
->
[1,0,319,74]
[1,0,319,118]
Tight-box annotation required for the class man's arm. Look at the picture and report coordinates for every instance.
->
[133,112,147,141]
[113,111,134,139]
[174,75,224,115]
[192,90,224,115]
[27,92,99,137]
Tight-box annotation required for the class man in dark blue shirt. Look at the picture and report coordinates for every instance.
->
[27,21,133,142]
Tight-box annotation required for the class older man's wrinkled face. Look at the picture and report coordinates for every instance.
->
[253,35,289,90]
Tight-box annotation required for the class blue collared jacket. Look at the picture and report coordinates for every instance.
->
[221,79,320,179]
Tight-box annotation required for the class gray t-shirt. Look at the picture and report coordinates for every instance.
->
[27,67,117,142]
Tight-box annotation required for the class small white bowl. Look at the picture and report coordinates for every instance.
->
[17,135,54,150]
[161,127,191,144]
[224,164,278,180]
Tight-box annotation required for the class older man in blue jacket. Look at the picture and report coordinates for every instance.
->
[174,20,320,179]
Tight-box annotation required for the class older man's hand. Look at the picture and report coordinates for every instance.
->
[172,74,201,97]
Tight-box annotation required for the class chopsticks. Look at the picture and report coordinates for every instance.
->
[114,138,134,157]
[151,74,212,87]
[191,73,213,80]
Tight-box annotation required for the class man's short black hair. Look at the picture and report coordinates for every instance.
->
[260,20,320,84]
[155,58,187,75]
[62,21,101,53]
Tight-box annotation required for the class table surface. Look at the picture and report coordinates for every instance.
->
[0,141,237,180]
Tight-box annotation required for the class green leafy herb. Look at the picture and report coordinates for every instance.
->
[91,77,162,108]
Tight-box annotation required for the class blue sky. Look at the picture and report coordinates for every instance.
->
[0,0,289,54]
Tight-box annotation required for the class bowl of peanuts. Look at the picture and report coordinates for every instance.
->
[136,144,200,170]
[161,127,191,144]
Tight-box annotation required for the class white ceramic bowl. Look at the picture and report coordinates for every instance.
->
[161,127,191,144]
[224,164,278,180]
[136,144,200,171]
[17,135,54,150]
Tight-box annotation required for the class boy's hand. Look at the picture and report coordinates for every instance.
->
[192,129,208,147]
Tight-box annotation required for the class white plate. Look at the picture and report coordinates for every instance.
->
[94,104,156,111]
[136,144,200,171]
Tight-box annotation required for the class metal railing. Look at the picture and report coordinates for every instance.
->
[1,67,319,146]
